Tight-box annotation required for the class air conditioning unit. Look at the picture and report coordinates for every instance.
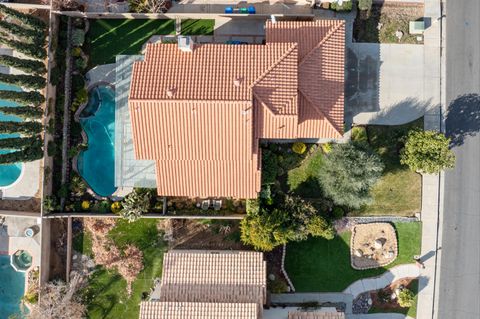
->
[178,36,194,52]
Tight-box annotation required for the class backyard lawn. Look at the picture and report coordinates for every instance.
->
[352,118,423,216]
[85,19,216,68]
[285,222,422,292]
[82,219,167,319]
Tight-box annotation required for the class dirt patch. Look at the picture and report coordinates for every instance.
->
[165,219,249,251]
[49,218,67,280]
[354,4,424,44]
[370,277,417,312]
[351,223,398,270]
[0,197,41,212]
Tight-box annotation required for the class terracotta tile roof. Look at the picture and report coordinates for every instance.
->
[159,250,266,304]
[140,302,258,319]
[288,311,346,319]
[128,20,345,198]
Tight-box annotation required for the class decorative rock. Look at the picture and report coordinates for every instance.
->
[355,249,364,257]
[395,287,402,296]
[391,292,397,300]
[377,23,383,30]
[72,254,78,261]
[395,30,404,40]
[268,273,276,281]
[368,298,372,306]
[86,259,96,269]
[374,238,385,249]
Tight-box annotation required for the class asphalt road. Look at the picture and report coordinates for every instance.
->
[437,0,480,318]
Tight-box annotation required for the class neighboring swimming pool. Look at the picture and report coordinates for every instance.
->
[0,255,26,319]
[0,83,24,188]
[77,85,117,197]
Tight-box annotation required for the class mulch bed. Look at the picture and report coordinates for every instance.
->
[370,277,416,312]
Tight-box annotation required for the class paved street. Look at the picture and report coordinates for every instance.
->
[438,0,480,318]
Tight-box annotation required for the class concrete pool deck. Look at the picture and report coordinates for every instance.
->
[0,216,41,270]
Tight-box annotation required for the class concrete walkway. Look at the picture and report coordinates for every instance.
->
[349,314,414,319]
[271,292,354,315]
[343,264,420,299]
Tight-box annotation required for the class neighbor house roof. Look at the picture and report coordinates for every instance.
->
[128,20,345,198]
[139,301,259,319]
[288,311,346,319]
[159,250,267,305]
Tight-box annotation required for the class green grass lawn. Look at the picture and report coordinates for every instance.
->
[72,230,93,257]
[85,19,175,67]
[369,279,418,317]
[181,19,215,35]
[82,219,166,319]
[352,118,423,216]
[285,222,422,292]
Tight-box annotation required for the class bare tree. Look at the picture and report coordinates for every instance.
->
[129,0,171,13]
[27,272,86,319]
[44,0,81,11]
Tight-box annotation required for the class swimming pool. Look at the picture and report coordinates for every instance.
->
[0,255,26,318]
[0,83,24,188]
[77,85,117,197]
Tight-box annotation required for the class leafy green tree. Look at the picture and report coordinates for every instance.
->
[0,55,46,75]
[0,73,45,90]
[0,36,46,60]
[0,121,43,135]
[0,140,43,164]
[0,136,40,149]
[400,130,455,174]
[358,0,373,11]
[0,20,44,44]
[0,90,45,106]
[261,149,279,184]
[119,188,152,222]
[0,106,43,120]
[241,195,334,251]
[0,4,47,30]
[317,142,384,209]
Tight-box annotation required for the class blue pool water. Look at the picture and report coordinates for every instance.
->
[0,255,26,318]
[77,85,117,197]
[0,83,23,187]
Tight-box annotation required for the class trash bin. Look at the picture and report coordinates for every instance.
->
[225,6,233,13]
[248,6,256,14]
[240,7,248,13]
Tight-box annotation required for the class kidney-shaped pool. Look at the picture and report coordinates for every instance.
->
[77,85,117,197]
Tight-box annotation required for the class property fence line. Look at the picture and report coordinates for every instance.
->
[54,11,314,19]
[43,212,245,219]
[1,3,51,10]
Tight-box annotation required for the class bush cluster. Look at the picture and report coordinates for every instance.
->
[0,121,43,135]
[0,55,46,75]
[330,0,353,11]
[0,73,45,90]
[0,4,47,30]
[0,36,46,60]
[0,106,43,120]
[0,90,45,106]
[0,141,43,164]
[0,136,40,149]
[0,20,44,45]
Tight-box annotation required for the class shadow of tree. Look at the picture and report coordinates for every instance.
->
[445,93,480,147]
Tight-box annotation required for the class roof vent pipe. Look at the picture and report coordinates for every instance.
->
[233,78,242,87]
[166,88,175,97]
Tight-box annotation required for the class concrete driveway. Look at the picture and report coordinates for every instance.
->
[346,43,434,126]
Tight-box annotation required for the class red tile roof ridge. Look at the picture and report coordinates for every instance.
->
[298,20,346,68]
[249,42,298,89]
[299,90,342,136]
[253,93,298,118]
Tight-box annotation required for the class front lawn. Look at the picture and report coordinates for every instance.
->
[352,118,423,216]
[285,222,421,292]
[82,219,167,319]
[85,19,175,67]
[181,19,215,35]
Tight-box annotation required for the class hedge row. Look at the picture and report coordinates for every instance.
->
[0,142,43,164]
[0,20,44,45]
[0,121,43,135]
[0,90,45,106]
[0,73,45,90]
[0,136,40,149]
[0,4,46,30]
[0,55,46,76]
[0,36,46,60]
[0,106,43,119]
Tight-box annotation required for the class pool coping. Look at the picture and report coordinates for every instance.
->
[73,81,117,200]
[0,162,26,191]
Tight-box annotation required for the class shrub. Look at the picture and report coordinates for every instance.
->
[331,206,344,219]
[119,189,152,222]
[43,195,57,213]
[261,149,280,184]
[81,200,90,211]
[0,73,45,90]
[351,126,368,143]
[0,4,47,30]
[70,174,87,197]
[71,28,85,46]
[93,200,111,213]
[0,136,40,150]
[0,106,43,120]
[71,74,85,92]
[0,36,46,60]
[75,57,87,70]
[321,142,332,154]
[400,130,455,174]
[0,121,43,135]
[268,279,289,293]
[292,142,307,154]
[0,55,46,75]
[317,142,384,209]
[398,288,415,307]
[72,47,82,57]
[71,87,87,112]
[358,0,373,11]
[50,66,61,86]
[0,90,45,106]
[330,0,352,11]
[111,201,122,214]
[47,140,57,157]
[0,140,43,164]
[0,20,44,44]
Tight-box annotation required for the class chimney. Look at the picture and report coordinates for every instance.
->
[166,88,175,98]
[178,36,194,52]
[233,77,243,87]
